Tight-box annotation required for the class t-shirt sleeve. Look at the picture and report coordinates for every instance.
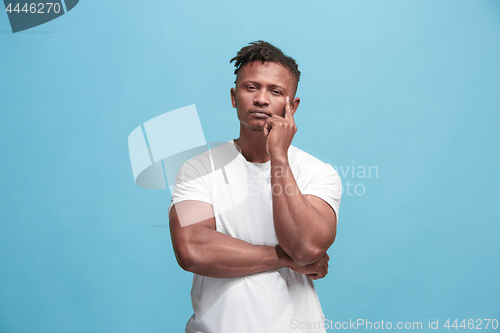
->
[168,156,212,215]
[301,163,342,223]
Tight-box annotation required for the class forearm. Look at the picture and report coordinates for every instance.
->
[174,226,293,278]
[170,202,294,278]
[270,156,335,264]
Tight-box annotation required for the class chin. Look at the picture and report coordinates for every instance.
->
[247,124,265,133]
[241,120,265,132]
[249,121,266,132]
[250,126,264,132]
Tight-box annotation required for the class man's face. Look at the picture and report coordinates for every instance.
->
[230,61,299,132]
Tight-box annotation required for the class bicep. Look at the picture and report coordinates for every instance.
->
[169,201,216,264]
[301,163,341,230]
[305,194,337,233]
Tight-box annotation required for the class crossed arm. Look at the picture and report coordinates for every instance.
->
[170,201,299,278]
[168,179,336,279]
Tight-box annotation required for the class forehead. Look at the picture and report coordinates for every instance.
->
[237,61,295,89]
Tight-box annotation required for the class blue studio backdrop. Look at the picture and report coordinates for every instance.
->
[1,0,499,332]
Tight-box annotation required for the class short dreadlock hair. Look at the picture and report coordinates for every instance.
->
[230,41,301,94]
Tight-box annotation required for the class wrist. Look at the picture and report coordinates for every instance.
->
[275,244,293,269]
[270,154,289,165]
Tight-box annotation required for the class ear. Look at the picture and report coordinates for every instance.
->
[230,87,237,108]
[291,97,300,115]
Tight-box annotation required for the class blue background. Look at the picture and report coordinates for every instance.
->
[1,0,499,332]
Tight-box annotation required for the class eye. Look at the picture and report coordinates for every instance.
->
[272,89,282,95]
[247,85,257,91]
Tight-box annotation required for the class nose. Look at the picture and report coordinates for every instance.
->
[253,89,270,107]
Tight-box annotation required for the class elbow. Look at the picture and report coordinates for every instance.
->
[284,219,337,265]
[289,234,336,266]
[173,243,196,272]
[289,244,325,266]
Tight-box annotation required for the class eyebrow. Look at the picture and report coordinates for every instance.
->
[242,81,260,86]
[242,81,284,89]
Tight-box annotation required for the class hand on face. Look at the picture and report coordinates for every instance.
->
[264,96,297,159]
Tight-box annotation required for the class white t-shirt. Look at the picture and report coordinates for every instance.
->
[169,140,342,333]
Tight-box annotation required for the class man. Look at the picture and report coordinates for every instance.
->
[168,41,342,333]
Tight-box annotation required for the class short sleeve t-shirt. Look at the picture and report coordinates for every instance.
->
[169,140,342,333]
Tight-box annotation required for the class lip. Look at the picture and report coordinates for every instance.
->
[250,109,271,118]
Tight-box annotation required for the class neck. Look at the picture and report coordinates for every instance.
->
[235,123,270,163]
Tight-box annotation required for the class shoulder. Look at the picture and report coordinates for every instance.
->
[177,141,237,179]
[169,142,237,212]
[288,145,339,176]
[288,145,342,219]
[288,145,322,163]
[288,145,342,195]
